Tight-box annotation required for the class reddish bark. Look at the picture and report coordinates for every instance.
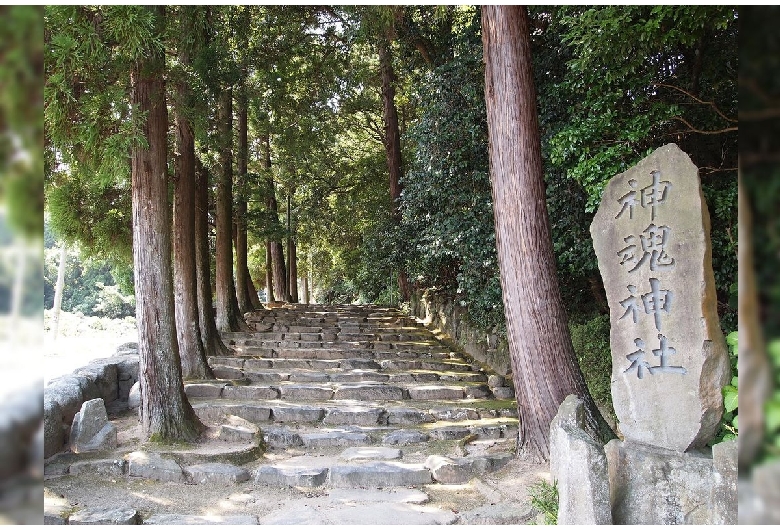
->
[130,6,204,441]
[482,5,612,462]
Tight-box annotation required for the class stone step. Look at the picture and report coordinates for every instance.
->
[185,381,493,403]
[207,356,475,374]
[190,399,517,433]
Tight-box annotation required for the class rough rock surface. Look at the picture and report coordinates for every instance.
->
[590,143,730,451]
[69,398,117,453]
[605,438,715,524]
[549,395,612,525]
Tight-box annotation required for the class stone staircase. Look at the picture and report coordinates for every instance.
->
[45,304,529,525]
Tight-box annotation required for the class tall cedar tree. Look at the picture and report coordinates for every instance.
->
[481,5,612,462]
[195,158,231,356]
[215,87,250,331]
[235,83,254,314]
[378,36,411,302]
[173,6,213,379]
[131,6,204,441]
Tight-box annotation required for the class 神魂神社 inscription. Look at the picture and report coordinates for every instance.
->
[590,144,730,452]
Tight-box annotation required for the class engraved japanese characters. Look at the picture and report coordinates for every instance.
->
[590,144,730,452]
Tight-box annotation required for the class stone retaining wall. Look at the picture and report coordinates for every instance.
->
[409,290,511,377]
[43,343,139,458]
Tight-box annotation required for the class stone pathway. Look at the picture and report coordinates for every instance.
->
[44,304,542,525]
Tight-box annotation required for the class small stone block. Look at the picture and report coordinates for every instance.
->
[184,383,225,398]
[185,463,250,484]
[69,458,126,477]
[407,386,464,400]
[382,430,430,445]
[126,451,184,483]
[330,461,431,488]
[69,508,139,525]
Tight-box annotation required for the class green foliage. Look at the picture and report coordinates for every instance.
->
[0,6,44,240]
[712,330,738,445]
[528,479,559,525]
[43,235,135,319]
[384,7,506,330]
[569,314,613,411]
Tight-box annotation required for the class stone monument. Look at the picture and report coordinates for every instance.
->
[590,143,730,451]
[550,144,736,525]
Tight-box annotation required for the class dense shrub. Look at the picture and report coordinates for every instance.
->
[569,313,613,410]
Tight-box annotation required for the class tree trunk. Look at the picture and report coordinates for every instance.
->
[234,85,253,314]
[287,193,299,303]
[173,17,212,380]
[215,87,250,332]
[268,190,287,302]
[194,158,231,357]
[303,274,309,305]
[265,241,274,302]
[271,238,288,302]
[130,7,204,442]
[482,5,612,463]
[51,243,67,339]
[247,275,262,307]
[378,36,411,302]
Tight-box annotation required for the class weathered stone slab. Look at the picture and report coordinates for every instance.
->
[279,384,334,401]
[73,361,118,404]
[330,461,431,488]
[605,438,715,524]
[339,359,381,370]
[431,408,480,421]
[288,371,331,383]
[185,463,250,484]
[69,508,139,525]
[184,383,225,398]
[254,460,330,487]
[126,451,184,482]
[272,404,325,423]
[386,407,435,425]
[69,458,126,476]
[46,376,87,424]
[211,366,244,379]
[491,387,515,399]
[262,427,304,448]
[590,143,730,451]
[408,385,464,400]
[143,514,258,525]
[218,424,257,443]
[330,370,389,383]
[301,430,371,448]
[382,429,430,445]
[323,406,385,426]
[333,383,406,401]
[425,455,475,484]
[428,426,471,441]
[69,398,117,453]
[221,385,279,400]
[549,395,612,525]
[710,439,737,525]
[340,446,402,461]
[193,403,272,424]
[209,356,246,369]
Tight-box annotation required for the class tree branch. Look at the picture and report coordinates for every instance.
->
[655,82,737,123]
[670,116,738,135]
